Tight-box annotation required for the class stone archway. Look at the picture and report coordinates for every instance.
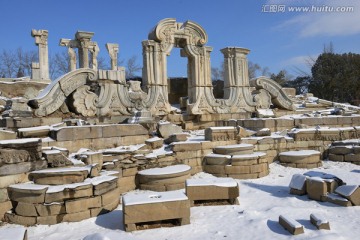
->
[142,18,258,116]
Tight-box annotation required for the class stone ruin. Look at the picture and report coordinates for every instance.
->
[0,18,360,230]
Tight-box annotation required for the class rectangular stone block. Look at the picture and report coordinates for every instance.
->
[122,167,138,177]
[35,203,66,216]
[0,173,29,188]
[279,215,304,235]
[8,185,48,204]
[228,173,258,179]
[225,165,250,174]
[15,202,38,217]
[4,212,37,226]
[250,163,268,173]
[328,153,344,162]
[90,198,119,217]
[93,178,117,196]
[175,150,201,159]
[18,126,50,138]
[310,213,330,230]
[118,176,136,193]
[65,196,101,213]
[170,142,202,152]
[61,210,91,223]
[325,193,352,207]
[344,153,360,162]
[122,191,190,231]
[102,124,148,138]
[306,177,327,201]
[204,127,237,141]
[0,129,17,140]
[101,187,121,206]
[203,165,226,174]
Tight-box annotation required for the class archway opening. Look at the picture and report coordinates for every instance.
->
[166,47,188,108]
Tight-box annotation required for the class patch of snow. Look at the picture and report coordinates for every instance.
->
[138,165,191,176]
[0,226,27,240]
[289,174,307,190]
[279,150,320,157]
[335,185,358,197]
[30,166,92,174]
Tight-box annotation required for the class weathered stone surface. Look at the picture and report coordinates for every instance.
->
[137,165,191,184]
[8,184,48,203]
[328,153,344,162]
[213,144,254,155]
[328,146,353,155]
[164,133,189,144]
[45,184,93,203]
[279,150,321,165]
[122,167,138,177]
[310,213,330,230]
[102,124,148,138]
[145,137,164,149]
[0,129,17,140]
[0,149,30,164]
[203,165,226,175]
[118,176,136,193]
[0,160,47,176]
[93,177,118,196]
[122,191,190,231]
[335,185,360,206]
[18,126,50,138]
[35,203,66,216]
[90,198,119,217]
[0,188,9,202]
[0,200,12,220]
[14,202,38,217]
[42,149,72,168]
[157,122,182,139]
[29,167,89,185]
[65,196,101,213]
[170,142,201,152]
[325,193,352,207]
[0,173,29,188]
[186,178,239,203]
[4,212,37,226]
[306,177,327,201]
[205,127,237,141]
[101,187,121,206]
[204,153,231,165]
[279,215,304,235]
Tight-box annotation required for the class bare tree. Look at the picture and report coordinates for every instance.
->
[126,55,141,78]
[0,49,17,78]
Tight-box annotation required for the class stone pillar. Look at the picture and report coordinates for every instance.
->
[106,43,119,70]
[59,39,77,72]
[75,31,94,68]
[221,47,251,99]
[89,42,99,70]
[31,29,50,81]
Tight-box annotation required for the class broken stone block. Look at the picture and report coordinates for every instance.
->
[310,213,330,230]
[335,185,360,206]
[14,202,38,217]
[145,137,164,149]
[122,191,190,232]
[237,126,256,138]
[42,149,72,167]
[279,215,304,235]
[325,193,352,207]
[289,174,307,195]
[0,173,29,188]
[306,177,327,201]
[80,151,103,168]
[4,212,36,226]
[157,122,182,139]
[92,176,118,196]
[185,178,239,205]
[255,128,271,137]
[35,203,66,216]
[18,126,51,138]
[164,133,189,144]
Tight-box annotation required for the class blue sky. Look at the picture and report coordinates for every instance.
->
[1,0,359,78]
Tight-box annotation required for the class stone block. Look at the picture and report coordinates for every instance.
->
[101,187,121,206]
[165,182,185,191]
[139,184,166,192]
[0,129,17,140]
[279,215,304,235]
[289,174,307,195]
[344,154,360,162]
[35,203,66,216]
[45,184,93,203]
[14,202,38,217]
[310,213,330,230]
[328,146,353,155]
[50,127,74,141]
[4,212,37,226]
[175,150,201,160]
[89,126,103,139]
[279,150,321,164]
[225,165,251,174]
[18,126,50,138]
[185,178,239,204]
[102,124,148,138]
[90,198,119,217]
[122,191,190,231]
[164,133,189,144]
[118,176,136,193]
[122,167,138,177]
[335,185,360,206]
[61,210,91,223]
[328,153,344,162]
[228,173,259,179]
[306,177,327,201]
[29,168,89,185]
[81,151,103,167]
[325,193,352,207]
[213,144,254,155]
[145,137,164,149]
[204,127,237,141]
[170,142,201,152]
[205,153,231,165]
[0,173,29,188]
[0,200,12,220]
[65,196,101,213]
[203,165,226,174]
[0,188,9,202]
[8,184,48,203]
[250,163,268,173]
[42,150,72,168]
[93,177,118,196]
[182,158,201,167]
[157,122,183,139]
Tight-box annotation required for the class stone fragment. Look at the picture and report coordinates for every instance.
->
[14,202,38,217]
[4,212,37,226]
[164,133,189,144]
[65,196,101,213]
[289,174,307,195]
[145,137,164,149]
[29,167,89,185]
[157,122,183,139]
[0,129,17,140]
[306,177,327,201]
[335,185,360,206]
[170,142,201,152]
[8,184,48,203]
[35,203,66,216]
[310,213,330,230]
[279,215,304,235]
[255,128,271,137]
[205,127,237,141]
[45,184,93,203]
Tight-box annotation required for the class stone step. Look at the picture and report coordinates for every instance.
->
[213,144,254,155]
[231,152,267,166]
[204,153,231,165]
[279,150,321,168]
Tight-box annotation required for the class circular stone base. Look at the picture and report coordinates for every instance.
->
[137,164,192,192]
[279,150,321,168]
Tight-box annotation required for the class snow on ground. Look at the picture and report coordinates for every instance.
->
[1,161,360,240]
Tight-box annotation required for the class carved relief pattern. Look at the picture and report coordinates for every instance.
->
[72,85,98,117]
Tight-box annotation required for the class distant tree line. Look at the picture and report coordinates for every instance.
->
[0,48,142,80]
